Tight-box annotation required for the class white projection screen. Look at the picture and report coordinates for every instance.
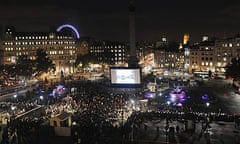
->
[110,67,142,87]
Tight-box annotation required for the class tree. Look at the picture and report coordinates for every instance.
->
[15,55,34,79]
[34,48,55,77]
[225,57,240,80]
[3,64,16,77]
[75,53,97,69]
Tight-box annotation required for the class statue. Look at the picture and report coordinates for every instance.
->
[60,70,65,84]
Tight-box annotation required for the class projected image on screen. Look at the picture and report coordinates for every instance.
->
[110,68,141,85]
[116,70,136,83]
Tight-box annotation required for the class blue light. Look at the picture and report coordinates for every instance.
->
[57,24,80,39]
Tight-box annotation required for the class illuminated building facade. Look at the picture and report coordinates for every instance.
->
[189,35,240,73]
[183,33,190,45]
[154,50,184,71]
[1,26,80,75]
[137,42,155,73]
[182,34,191,72]
[189,40,215,73]
[77,37,93,56]
[214,36,240,72]
[154,38,185,72]
[89,41,127,66]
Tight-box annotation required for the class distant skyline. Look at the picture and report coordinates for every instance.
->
[1,0,240,42]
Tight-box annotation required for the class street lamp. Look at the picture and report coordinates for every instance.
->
[11,106,16,111]
[206,102,210,107]
[13,94,17,98]
[39,95,44,100]
[167,101,171,106]
[130,99,135,105]
[159,92,162,96]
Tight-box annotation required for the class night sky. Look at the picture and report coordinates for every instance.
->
[1,0,240,42]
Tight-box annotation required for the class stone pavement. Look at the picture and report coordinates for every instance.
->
[133,119,240,144]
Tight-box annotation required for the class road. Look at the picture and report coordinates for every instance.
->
[0,80,39,101]
[204,79,240,114]
[0,86,35,101]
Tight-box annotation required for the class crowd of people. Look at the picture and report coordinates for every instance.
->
[0,80,140,144]
[0,75,239,144]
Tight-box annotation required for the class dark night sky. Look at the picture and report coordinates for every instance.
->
[1,0,240,42]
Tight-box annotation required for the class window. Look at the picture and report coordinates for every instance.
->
[210,62,213,66]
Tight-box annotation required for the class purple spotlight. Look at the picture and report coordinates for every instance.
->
[201,94,209,101]
[57,24,80,39]
[145,92,154,98]
[175,103,183,107]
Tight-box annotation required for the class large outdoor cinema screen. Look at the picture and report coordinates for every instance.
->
[110,67,142,87]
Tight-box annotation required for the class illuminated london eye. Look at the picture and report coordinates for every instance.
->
[56,24,80,39]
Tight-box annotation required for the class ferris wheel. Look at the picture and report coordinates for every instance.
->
[56,24,80,39]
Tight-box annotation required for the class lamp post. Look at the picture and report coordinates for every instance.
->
[206,102,210,114]
[206,102,210,107]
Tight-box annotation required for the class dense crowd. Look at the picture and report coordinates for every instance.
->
[45,81,139,126]
[0,76,240,144]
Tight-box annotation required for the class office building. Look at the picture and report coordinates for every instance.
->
[1,26,80,75]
